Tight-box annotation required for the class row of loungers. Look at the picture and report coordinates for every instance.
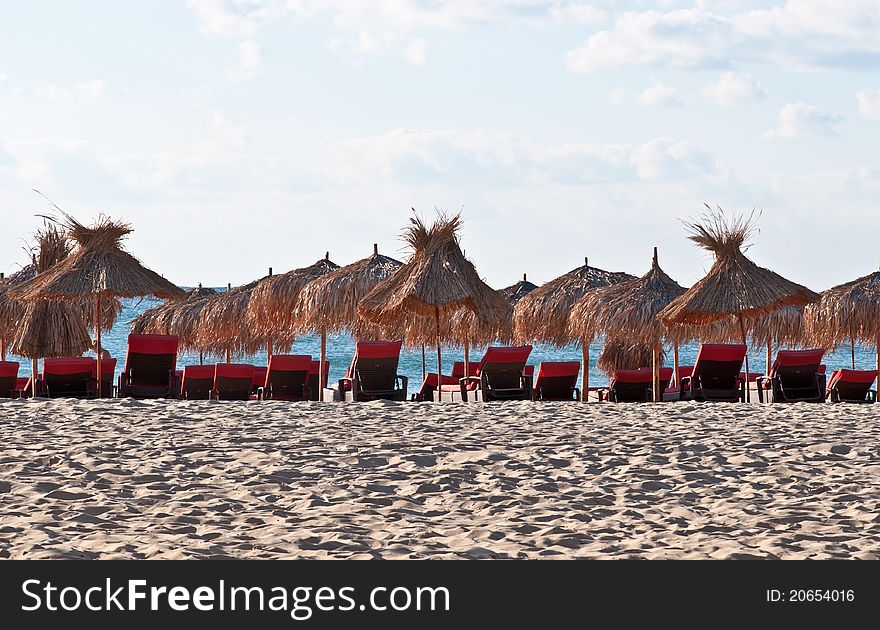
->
[1,337,876,403]
[601,345,877,403]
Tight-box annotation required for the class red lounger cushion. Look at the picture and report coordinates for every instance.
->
[44,357,94,375]
[828,369,877,386]
[126,334,179,355]
[352,340,403,360]
[536,361,580,379]
[477,345,532,369]
[770,349,824,375]
[183,365,215,379]
[611,370,652,384]
[252,367,267,387]
[694,344,747,364]
[267,355,312,385]
[91,358,117,377]
[215,363,254,380]
[0,361,20,378]
[677,366,694,379]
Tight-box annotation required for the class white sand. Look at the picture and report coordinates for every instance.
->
[0,398,877,559]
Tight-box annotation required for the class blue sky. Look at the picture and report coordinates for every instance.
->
[1,1,879,291]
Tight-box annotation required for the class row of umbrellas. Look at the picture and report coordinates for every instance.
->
[3,206,880,403]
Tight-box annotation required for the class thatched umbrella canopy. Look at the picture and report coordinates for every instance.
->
[0,266,36,360]
[130,284,218,360]
[272,246,401,399]
[804,267,880,370]
[196,275,274,359]
[569,247,685,399]
[658,208,819,399]
[358,213,509,398]
[513,257,634,400]
[597,338,665,376]
[12,214,185,393]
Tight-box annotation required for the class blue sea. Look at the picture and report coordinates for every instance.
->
[7,293,879,391]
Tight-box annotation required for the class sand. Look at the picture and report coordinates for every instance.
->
[0,398,877,560]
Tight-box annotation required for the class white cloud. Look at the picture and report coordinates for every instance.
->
[609,89,625,107]
[227,40,265,79]
[186,0,285,39]
[763,102,843,140]
[29,80,110,104]
[404,38,427,65]
[638,80,681,107]
[566,1,880,73]
[0,73,6,84]
[703,72,765,107]
[857,88,880,121]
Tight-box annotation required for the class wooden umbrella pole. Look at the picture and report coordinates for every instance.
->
[581,336,589,402]
[766,339,772,376]
[464,341,469,379]
[225,348,231,364]
[738,314,749,403]
[673,341,680,388]
[31,358,37,397]
[435,306,442,403]
[421,344,426,382]
[199,352,203,366]
[652,340,660,402]
[319,326,326,402]
[96,295,102,398]
[851,334,856,370]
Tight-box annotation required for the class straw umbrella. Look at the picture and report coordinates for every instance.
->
[403,272,539,379]
[0,266,35,362]
[658,208,819,401]
[747,306,805,373]
[130,283,218,364]
[569,247,686,401]
[596,338,664,375]
[513,258,635,400]
[278,245,403,400]
[358,213,509,400]
[11,214,185,394]
[804,267,880,371]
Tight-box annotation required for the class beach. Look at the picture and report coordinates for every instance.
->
[0,399,877,560]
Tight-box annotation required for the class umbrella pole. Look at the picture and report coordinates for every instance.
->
[225,348,231,364]
[421,344,426,381]
[581,336,589,402]
[435,306,442,403]
[766,339,772,375]
[851,334,856,369]
[738,314,749,403]
[96,295,102,398]
[319,326,326,402]
[673,341,680,388]
[652,340,660,402]
[199,352,203,366]
[31,358,38,397]
[464,341,469,379]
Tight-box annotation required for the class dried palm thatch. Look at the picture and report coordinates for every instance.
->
[8,224,93,358]
[597,338,665,376]
[403,273,537,348]
[358,213,509,329]
[0,265,36,342]
[569,248,686,346]
[658,207,818,327]
[748,305,804,348]
[803,269,880,350]
[513,258,635,347]
[130,286,217,353]
[11,214,184,302]
[283,247,400,337]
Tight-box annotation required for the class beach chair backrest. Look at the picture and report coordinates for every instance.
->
[266,354,311,400]
[829,369,877,401]
[450,361,480,380]
[692,344,746,390]
[0,361,19,397]
[252,366,268,394]
[125,334,179,387]
[308,360,330,401]
[477,345,532,390]
[636,366,674,389]
[610,369,652,402]
[43,357,94,396]
[350,340,402,393]
[181,365,215,399]
[771,349,824,388]
[534,361,579,400]
[214,363,254,401]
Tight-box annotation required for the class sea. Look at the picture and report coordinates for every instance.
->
[7,292,879,392]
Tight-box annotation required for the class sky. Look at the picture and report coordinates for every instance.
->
[1,0,879,291]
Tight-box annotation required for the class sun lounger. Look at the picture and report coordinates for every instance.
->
[756,349,825,403]
[0,361,19,398]
[826,369,877,403]
[180,365,215,400]
[678,344,746,402]
[214,363,254,401]
[326,341,407,402]
[598,369,652,402]
[532,361,581,401]
[435,345,533,402]
[415,361,479,401]
[42,357,95,398]
[118,334,179,398]
[260,354,312,401]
